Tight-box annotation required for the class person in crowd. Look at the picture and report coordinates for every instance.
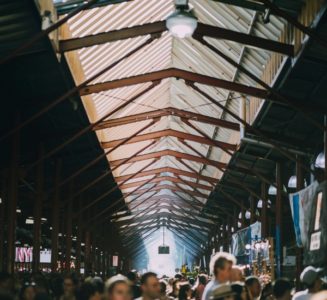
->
[105,274,132,300]
[202,252,236,300]
[169,280,180,299]
[260,283,273,300]
[159,280,170,300]
[76,281,102,300]
[127,271,142,299]
[20,281,36,300]
[137,272,161,300]
[179,283,193,300]
[230,268,244,283]
[231,282,251,300]
[61,273,79,300]
[212,284,236,300]
[245,277,261,300]
[311,291,327,300]
[167,278,175,295]
[293,267,323,300]
[195,275,207,300]
[272,278,292,300]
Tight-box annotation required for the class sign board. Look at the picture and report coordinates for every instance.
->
[158,246,169,254]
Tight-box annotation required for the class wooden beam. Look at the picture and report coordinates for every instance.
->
[93,107,240,131]
[60,20,293,56]
[115,167,218,184]
[119,175,212,191]
[60,21,166,52]
[196,22,293,56]
[80,68,269,99]
[102,129,236,151]
[125,184,208,198]
[109,149,227,169]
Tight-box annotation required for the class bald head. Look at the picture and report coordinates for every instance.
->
[230,266,244,282]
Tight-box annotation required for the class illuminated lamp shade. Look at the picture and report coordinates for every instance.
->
[257,199,272,208]
[268,184,287,195]
[288,175,297,188]
[166,10,197,38]
[245,210,251,220]
[315,152,325,169]
[268,185,277,195]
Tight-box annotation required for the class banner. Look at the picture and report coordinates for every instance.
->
[231,222,261,257]
[289,181,319,247]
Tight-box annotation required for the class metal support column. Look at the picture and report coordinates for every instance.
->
[65,186,73,271]
[76,197,82,274]
[295,156,305,289]
[276,162,282,278]
[51,159,62,272]
[261,182,268,238]
[7,115,20,273]
[0,173,6,271]
[32,145,44,272]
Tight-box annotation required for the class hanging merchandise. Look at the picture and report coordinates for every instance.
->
[304,181,327,267]
[289,181,319,247]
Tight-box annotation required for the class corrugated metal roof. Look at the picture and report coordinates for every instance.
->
[62,0,288,246]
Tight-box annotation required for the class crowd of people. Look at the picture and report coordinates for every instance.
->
[0,252,326,300]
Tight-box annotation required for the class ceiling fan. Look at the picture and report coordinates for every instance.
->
[166,0,198,38]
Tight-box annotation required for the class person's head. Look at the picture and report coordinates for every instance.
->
[245,277,261,298]
[230,267,244,283]
[210,252,236,283]
[199,275,207,286]
[105,275,132,300]
[212,283,236,300]
[63,273,79,296]
[272,278,292,300]
[300,266,323,293]
[126,271,138,284]
[159,281,167,296]
[260,283,273,300]
[178,283,192,300]
[231,282,247,300]
[77,282,102,300]
[20,282,36,300]
[140,272,161,300]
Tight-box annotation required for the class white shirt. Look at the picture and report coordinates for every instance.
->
[292,290,312,300]
[202,280,222,300]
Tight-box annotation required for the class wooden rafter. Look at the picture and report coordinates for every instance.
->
[114,166,218,184]
[102,129,237,151]
[109,149,227,169]
[60,21,293,56]
[93,107,240,131]
[80,68,269,99]
[125,184,208,198]
[119,175,212,191]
